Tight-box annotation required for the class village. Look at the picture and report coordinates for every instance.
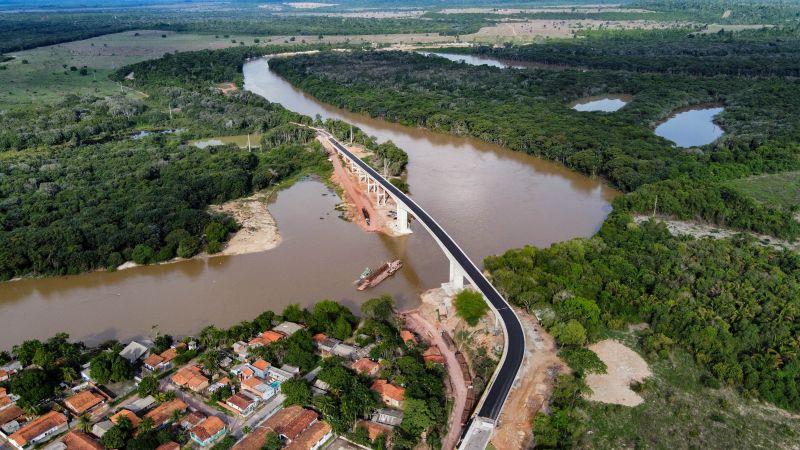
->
[0,295,479,450]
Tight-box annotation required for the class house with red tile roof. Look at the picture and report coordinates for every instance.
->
[357,421,393,446]
[284,421,332,450]
[351,358,380,377]
[8,411,68,450]
[110,410,140,428]
[64,391,105,416]
[180,411,206,430]
[371,380,405,408]
[155,442,180,450]
[171,365,209,392]
[400,330,417,345]
[190,416,227,447]
[423,346,446,365]
[61,431,104,450]
[223,393,256,417]
[144,399,187,429]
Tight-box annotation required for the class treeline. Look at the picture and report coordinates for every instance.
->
[467,27,800,77]
[270,50,800,237]
[633,0,800,25]
[485,211,800,413]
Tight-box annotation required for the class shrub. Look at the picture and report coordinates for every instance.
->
[454,290,489,326]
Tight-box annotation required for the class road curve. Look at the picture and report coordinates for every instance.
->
[323,132,525,421]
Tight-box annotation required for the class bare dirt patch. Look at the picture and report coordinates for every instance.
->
[585,339,651,407]
[465,19,690,41]
[216,82,238,95]
[492,308,565,450]
[634,215,799,252]
[209,191,281,256]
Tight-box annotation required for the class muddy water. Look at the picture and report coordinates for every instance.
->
[0,58,617,349]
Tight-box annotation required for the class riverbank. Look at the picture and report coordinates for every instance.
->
[210,191,282,256]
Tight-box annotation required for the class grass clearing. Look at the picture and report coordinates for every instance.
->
[725,171,800,211]
[579,345,800,449]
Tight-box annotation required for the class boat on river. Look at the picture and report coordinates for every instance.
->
[357,259,403,291]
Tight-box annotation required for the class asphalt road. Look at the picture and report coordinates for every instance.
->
[324,133,525,420]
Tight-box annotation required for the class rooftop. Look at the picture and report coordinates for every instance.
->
[145,399,187,427]
[284,420,332,450]
[9,411,68,448]
[351,358,380,376]
[110,409,141,428]
[252,359,270,371]
[191,416,226,442]
[371,380,405,402]
[155,442,180,450]
[61,431,103,450]
[226,393,254,411]
[64,391,104,415]
[272,322,303,337]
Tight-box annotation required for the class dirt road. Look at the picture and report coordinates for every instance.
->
[491,308,565,450]
[402,311,469,450]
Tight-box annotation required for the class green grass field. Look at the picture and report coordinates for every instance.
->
[726,171,800,212]
[0,30,270,105]
[579,334,800,449]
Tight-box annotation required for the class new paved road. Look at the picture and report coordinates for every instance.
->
[324,133,525,420]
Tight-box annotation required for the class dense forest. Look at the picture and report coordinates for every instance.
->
[465,27,800,77]
[0,46,336,280]
[270,50,800,238]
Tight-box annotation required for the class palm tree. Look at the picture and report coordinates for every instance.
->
[77,414,92,433]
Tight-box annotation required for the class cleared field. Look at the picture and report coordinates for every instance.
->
[0,30,268,104]
[581,337,800,449]
[725,171,800,211]
[0,29,457,104]
[463,19,690,43]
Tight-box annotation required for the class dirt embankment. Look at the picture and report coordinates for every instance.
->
[585,339,651,407]
[492,308,565,450]
[210,191,281,256]
[318,136,407,237]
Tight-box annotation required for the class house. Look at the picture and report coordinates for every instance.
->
[284,421,332,450]
[143,347,178,372]
[171,365,209,392]
[64,391,105,416]
[241,378,277,401]
[311,333,327,345]
[231,364,255,381]
[90,421,113,438]
[0,370,8,382]
[208,378,230,395]
[0,405,24,430]
[144,399,188,429]
[331,343,359,360]
[247,331,284,350]
[267,366,295,383]
[155,442,180,450]
[190,416,227,447]
[423,347,446,365]
[315,338,341,357]
[310,379,329,396]
[119,341,150,364]
[371,380,405,408]
[272,322,303,337]
[181,411,206,430]
[110,410,140,429]
[229,407,321,450]
[8,411,68,450]
[351,358,380,377]
[224,393,256,417]
[232,342,249,359]
[58,431,103,450]
[0,361,22,379]
[358,421,393,446]
[124,395,156,414]
[280,365,300,377]
[400,330,417,346]
[372,408,403,427]
[251,360,270,378]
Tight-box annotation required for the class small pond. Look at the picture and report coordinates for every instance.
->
[655,105,724,147]
[189,133,262,149]
[572,95,631,112]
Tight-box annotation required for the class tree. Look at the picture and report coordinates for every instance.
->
[205,222,227,243]
[177,236,201,258]
[360,295,395,323]
[138,417,155,435]
[551,320,587,347]
[77,414,92,433]
[138,376,159,398]
[90,351,133,384]
[281,378,311,406]
[152,335,173,354]
[101,424,130,449]
[454,290,489,326]
[131,245,155,265]
[10,369,52,409]
[261,432,282,450]
[282,304,306,323]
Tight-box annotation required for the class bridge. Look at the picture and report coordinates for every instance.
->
[319,130,526,449]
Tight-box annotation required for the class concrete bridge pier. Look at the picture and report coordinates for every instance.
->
[395,204,412,234]
[443,257,467,294]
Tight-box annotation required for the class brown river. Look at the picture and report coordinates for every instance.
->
[0,58,617,349]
